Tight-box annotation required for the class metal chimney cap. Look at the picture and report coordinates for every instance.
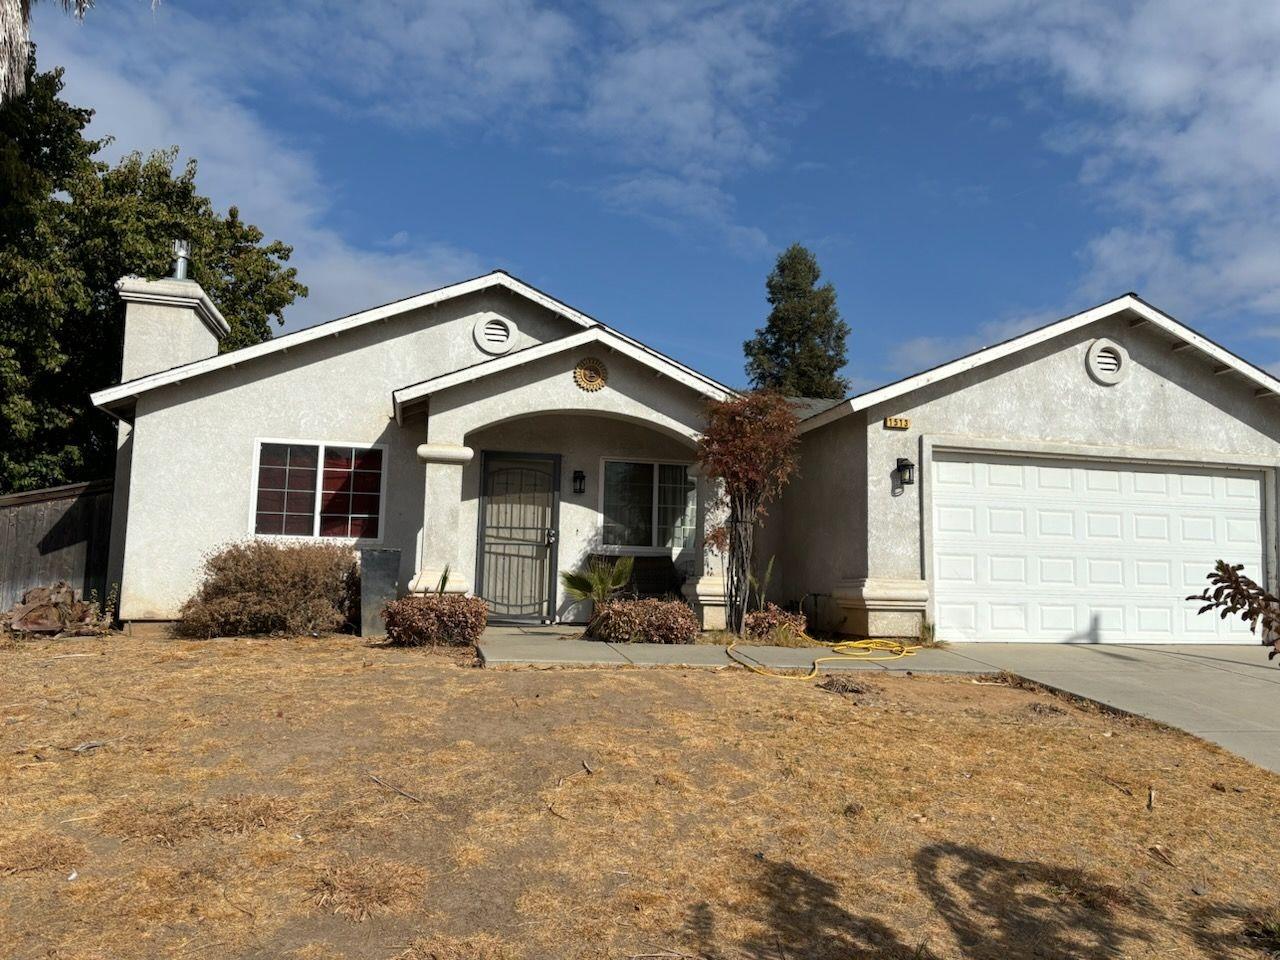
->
[171,239,191,280]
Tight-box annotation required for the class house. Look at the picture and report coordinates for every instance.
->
[92,267,733,631]
[91,265,1280,644]
[759,294,1280,643]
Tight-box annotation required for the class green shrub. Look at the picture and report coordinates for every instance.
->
[178,541,358,638]
[744,602,807,644]
[592,598,699,644]
[382,594,488,647]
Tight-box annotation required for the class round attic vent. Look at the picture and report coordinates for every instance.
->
[472,314,516,355]
[1086,337,1129,385]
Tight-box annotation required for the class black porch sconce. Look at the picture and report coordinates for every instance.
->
[572,470,587,495]
[896,458,916,486]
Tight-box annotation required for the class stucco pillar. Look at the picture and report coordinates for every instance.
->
[409,443,475,595]
[833,430,928,637]
[682,470,727,630]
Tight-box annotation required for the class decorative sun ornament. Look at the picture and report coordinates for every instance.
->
[573,357,608,392]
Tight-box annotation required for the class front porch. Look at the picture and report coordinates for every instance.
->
[390,331,732,627]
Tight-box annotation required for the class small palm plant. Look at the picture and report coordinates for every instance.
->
[561,556,634,636]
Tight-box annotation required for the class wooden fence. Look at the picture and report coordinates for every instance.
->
[0,480,113,611]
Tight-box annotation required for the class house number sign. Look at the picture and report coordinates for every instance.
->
[574,357,608,392]
[883,416,910,430]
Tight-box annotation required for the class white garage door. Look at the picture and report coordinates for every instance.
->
[931,453,1266,643]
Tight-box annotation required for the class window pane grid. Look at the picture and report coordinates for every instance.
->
[602,460,695,550]
[255,443,318,536]
[657,464,696,549]
[256,442,382,539]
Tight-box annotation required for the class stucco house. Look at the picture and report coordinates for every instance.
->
[91,266,1280,644]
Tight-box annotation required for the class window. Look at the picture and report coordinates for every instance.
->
[601,460,696,550]
[254,441,383,539]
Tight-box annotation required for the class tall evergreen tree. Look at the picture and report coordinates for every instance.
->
[743,243,850,399]
[0,53,307,493]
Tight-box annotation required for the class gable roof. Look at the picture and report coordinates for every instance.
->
[392,326,732,423]
[800,293,1280,434]
[90,270,602,416]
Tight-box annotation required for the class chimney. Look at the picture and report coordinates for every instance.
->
[116,240,229,381]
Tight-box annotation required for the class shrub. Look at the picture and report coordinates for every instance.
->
[382,594,488,647]
[744,602,807,644]
[178,541,358,638]
[592,598,699,644]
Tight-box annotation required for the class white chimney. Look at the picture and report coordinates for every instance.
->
[116,240,229,381]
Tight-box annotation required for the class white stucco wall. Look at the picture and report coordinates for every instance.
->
[757,413,866,631]
[115,289,582,620]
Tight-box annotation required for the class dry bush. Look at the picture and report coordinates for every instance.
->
[744,602,807,644]
[178,540,358,638]
[383,594,488,647]
[592,598,699,644]
[0,830,86,876]
[394,934,516,960]
[307,856,428,921]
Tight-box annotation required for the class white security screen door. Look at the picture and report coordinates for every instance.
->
[931,453,1266,643]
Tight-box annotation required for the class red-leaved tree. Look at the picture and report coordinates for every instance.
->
[1188,561,1280,661]
[697,392,799,634]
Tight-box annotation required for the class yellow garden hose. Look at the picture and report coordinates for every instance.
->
[725,633,922,680]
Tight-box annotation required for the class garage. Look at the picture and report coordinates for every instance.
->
[931,452,1266,643]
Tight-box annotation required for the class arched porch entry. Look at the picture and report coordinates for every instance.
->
[464,412,706,623]
[392,335,730,628]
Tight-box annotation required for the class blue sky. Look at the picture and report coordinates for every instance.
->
[35,1,1280,390]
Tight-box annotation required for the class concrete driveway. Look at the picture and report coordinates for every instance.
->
[950,643,1280,772]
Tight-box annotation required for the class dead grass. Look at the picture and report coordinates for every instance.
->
[307,855,429,921]
[394,934,517,960]
[99,793,299,845]
[0,829,85,876]
[1,633,1277,959]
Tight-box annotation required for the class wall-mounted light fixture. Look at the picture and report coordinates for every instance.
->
[572,470,586,495]
[896,457,916,486]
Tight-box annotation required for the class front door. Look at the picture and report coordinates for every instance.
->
[477,452,560,622]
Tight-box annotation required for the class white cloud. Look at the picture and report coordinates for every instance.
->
[831,0,1280,324]
[579,3,783,175]
[248,0,581,129]
[190,0,782,256]
[593,172,770,257]
[35,4,483,332]
[887,309,1059,375]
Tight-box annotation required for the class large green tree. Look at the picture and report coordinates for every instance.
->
[743,243,850,399]
[0,54,306,493]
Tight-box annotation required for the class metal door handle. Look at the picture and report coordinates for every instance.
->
[545,528,558,547]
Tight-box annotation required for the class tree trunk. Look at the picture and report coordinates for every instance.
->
[725,494,757,634]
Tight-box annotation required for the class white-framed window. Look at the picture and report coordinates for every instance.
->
[251,439,387,540]
[599,459,696,552]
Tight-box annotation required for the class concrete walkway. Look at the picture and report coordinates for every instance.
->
[478,627,1280,771]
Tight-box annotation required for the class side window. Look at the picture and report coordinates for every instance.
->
[254,442,383,539]
[254,443,319,535]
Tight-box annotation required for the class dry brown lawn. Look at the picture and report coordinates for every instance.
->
[1,633,1278,960]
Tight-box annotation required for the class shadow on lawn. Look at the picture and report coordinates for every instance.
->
[912,842,1156,959]
[730,844,1165,959]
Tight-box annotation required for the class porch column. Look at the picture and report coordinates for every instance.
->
[682,468,727,630]
[409,443,474,595]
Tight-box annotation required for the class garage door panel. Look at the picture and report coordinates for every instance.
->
[932,453,1266,643]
